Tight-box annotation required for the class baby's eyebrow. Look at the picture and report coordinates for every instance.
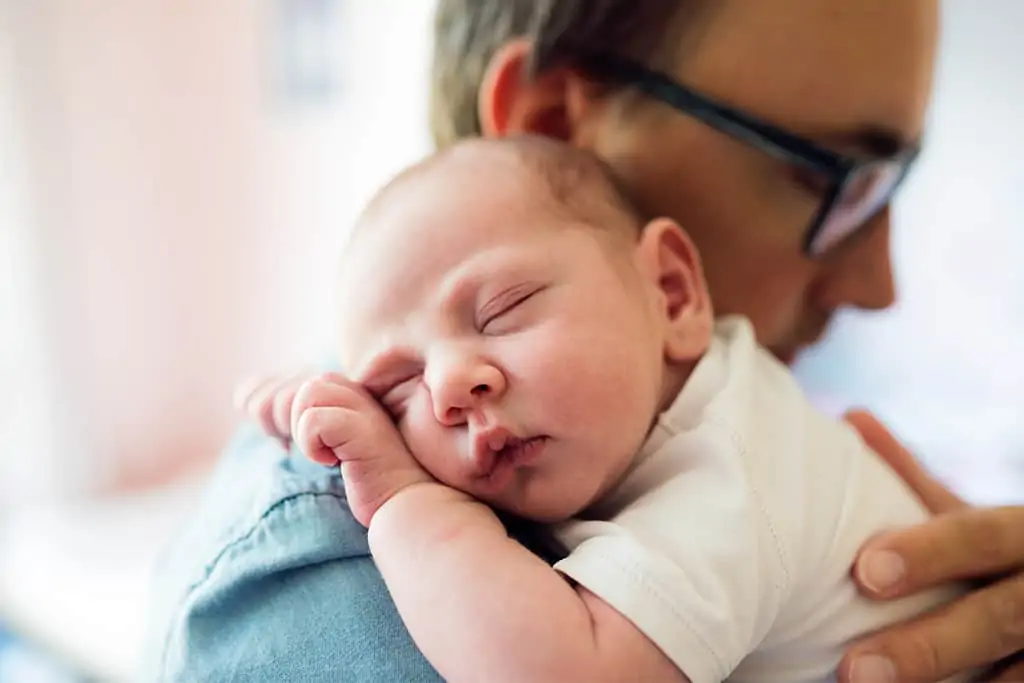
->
[436,265,486,314]
[437,253,546,317]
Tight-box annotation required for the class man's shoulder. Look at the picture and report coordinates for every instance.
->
[145,424,376,680]
[158,424,366,589]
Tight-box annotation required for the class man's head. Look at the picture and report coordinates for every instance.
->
[337,137,713,521]
[431,0,940,364]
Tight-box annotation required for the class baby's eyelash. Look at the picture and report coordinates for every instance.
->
[478,284,542,329]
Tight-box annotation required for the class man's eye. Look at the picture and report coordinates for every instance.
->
[790,166,832,197]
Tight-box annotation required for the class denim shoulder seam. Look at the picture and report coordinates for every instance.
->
[157,490,346,682]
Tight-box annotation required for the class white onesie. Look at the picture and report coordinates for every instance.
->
[553,316,966,683]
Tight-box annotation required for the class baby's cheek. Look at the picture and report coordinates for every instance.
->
[524,321,624,383]
[502,322,579,375]
[400,398,461,483]
[548,323,656,428]
[505,328,608,426]
[397,400,434,463]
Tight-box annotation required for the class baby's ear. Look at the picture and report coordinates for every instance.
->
[637,218,714,362]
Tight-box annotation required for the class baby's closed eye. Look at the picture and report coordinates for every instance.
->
[479,284,546,336]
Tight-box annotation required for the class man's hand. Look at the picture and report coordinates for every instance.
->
[839,410,1024,683]
[292,373,434,527]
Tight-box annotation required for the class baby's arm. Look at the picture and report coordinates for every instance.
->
[293,375,687,683]
[372,486,686,683]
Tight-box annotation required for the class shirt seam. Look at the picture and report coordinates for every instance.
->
[157,490,349,682]
[706,417,792,596]
[614,553,724,679]
[563,540,727,681]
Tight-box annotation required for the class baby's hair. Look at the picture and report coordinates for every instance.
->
[353,135,647,244]
[484,135,646,234]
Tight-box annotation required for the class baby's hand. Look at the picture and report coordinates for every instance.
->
[234,371,314,447]
[292,373,434,527]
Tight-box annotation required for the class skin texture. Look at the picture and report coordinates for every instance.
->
[840,412,1024,683]
[235,0,1024,679]
[333,142,712,523]
[469,1,1023,680]
[478,0,938,365]
[288,147,712,681]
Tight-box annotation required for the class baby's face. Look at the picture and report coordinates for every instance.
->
[337,164,684,521]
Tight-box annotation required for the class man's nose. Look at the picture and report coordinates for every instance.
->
[817,208,897,313]
[426,355,506,426]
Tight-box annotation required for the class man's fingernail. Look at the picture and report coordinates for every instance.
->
[849,654,896,683]
[858,550,905,592]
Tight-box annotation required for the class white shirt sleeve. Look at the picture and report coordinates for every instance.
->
[553,319,969,683]
[736,406,969,683]
[723,345,969,683]
[553,423,784,683]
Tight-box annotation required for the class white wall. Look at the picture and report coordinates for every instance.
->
[0,2,64,506]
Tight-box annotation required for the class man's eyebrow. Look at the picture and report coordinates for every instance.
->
[819,124,919,158]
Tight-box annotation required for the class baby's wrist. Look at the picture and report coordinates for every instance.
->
[339,452,433,526]
[368,482,479,539]
[372,480,468,518]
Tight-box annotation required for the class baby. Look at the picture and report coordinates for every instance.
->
[261,137,966,682]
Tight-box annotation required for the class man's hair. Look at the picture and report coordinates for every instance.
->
[355,136,644,247]
[430,1,695,149]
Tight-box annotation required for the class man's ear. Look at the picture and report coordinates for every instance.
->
[478,40,601,143]
[637,218,714,362]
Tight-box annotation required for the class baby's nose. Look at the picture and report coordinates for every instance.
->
[429,362,506,425]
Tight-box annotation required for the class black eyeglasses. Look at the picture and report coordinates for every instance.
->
[582,53,921,258]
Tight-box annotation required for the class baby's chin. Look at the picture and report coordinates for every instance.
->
[485,487,593,525]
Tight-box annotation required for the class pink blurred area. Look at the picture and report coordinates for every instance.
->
[0,4,433,674]
[2,0,432,500]
[32,2,286,490]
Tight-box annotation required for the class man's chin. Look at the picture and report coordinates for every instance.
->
[770,347,799,367]
[771,333,826,366]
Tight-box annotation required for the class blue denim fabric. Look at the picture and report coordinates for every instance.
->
[144,424,442,682]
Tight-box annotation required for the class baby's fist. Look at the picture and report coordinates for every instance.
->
[292,373,432,525]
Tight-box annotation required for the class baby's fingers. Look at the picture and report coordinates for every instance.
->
[234,371,313,442]
[294,405,360,466]
[292,374,373,466]
[290,373,365,438]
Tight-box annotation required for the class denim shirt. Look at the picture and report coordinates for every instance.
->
[144,424,442,682]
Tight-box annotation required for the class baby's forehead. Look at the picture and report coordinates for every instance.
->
[350,137,640,248]
[334,138,640,363]
[341,144,597,286]
[336,203,555,364]
[343,171,557,283]
[338,198,559,324]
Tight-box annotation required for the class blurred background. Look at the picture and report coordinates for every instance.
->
[0,0,1021,680]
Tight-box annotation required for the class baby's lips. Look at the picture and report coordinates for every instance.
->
[470,425,515,476]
